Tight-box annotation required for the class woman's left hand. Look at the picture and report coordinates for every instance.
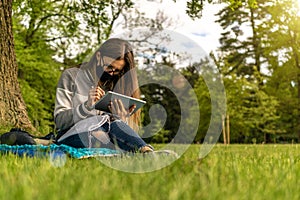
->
[108,99,136,122]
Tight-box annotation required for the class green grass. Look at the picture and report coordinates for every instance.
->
[0,144,300,200]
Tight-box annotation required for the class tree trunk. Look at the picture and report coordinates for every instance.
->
[222,115,227,144]
[0,0,35,131]
[226,114,230,144]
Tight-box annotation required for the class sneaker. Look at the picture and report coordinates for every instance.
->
[139,145,154,153]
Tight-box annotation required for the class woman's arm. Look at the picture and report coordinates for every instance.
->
[54,68,95,132]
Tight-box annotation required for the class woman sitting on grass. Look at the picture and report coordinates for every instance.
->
[53,38,153,153]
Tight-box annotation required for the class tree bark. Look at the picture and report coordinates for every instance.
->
[0,0,35,131]
[222,115,227,144]
[226,114,230,144]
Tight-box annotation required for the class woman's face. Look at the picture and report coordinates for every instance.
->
[102,56,125,76]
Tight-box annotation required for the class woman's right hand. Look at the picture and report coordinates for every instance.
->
[87,86,105,108]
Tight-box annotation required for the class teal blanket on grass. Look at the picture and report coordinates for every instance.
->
[0,144,120,159]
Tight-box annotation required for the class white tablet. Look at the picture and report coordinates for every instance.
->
[93,91,146,114]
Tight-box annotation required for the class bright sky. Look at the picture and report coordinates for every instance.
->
[111,0,226,67]
[132,0,226,54]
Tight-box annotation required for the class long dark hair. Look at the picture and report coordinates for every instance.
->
[83,38,141,130]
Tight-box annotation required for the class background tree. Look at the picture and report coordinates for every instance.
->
[213,0,270,80]
[211,0,285,143]
[261,0,300,141]
[11,0,133,133]
[4,0,174,134]
[179,0,258,19]
[138,49,183,143]
[190,58,227,143]
[2,0,299,144]
[189,60,211,143]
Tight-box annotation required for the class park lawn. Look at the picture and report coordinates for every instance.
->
[0,144,299,200]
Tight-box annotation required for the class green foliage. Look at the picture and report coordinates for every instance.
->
[191,58,226,143]
[223,74,281,143]
[137,49,201,143]
[183,0,258,19]
[265,60,298,139]
[148,127,170,144]
[13,0,135,64]
[261,0,300,139]
[139,108,170,143]
[14,34,61,133]
[212,0,299,143]
[193,75,211,142]
[139,66,182,142]
[11,0,135,133]
[186,0,205,19]
[151,128,170,143]
[214,0,269,79]
[6,0,299,143]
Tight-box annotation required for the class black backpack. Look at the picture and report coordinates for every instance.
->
[0,128,55,145]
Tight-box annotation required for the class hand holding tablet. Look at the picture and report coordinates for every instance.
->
[93,91,146,115]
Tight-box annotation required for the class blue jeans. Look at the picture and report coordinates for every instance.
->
[56,120,147,152]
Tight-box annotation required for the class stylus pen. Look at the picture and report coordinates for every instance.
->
[99,80,110,92]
